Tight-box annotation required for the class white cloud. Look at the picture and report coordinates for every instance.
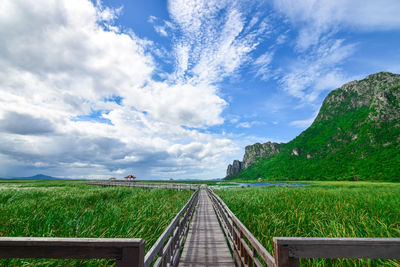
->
[271,0,400,50]
[229,117,239,124]
[236,121,265,129]
[253,51,274,81]
[96,0,122,23]
[148,16,174,37]
[279,39,356,102]
[154,25,168,37]
[148,15,157,23]
[276,34,287,44]
[289,110,318,129]
[236,122,251,128]
[289,117,315,129]
[0,0,240,179]
[268,0,400,106]
[168,0,269,84]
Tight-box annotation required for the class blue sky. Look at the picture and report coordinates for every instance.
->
[0,0,400,179]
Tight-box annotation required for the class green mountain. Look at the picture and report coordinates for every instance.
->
[0,174,61,180]
[226,72,400,181]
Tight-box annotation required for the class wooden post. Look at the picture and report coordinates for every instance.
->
[251,247,257,266]
[159,248,165,267]
[171,229,178,260]
[240,231,244,259]
[274,242,299,267]
[116,242,145,267]
[166,245,170,265]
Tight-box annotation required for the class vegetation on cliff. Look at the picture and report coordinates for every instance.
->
[227,72,400,181]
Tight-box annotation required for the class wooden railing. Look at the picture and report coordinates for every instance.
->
[3,185,399,267]
[207,187,276,267]
[0,186,199,267]
[88,181,200,191]
[0,237,145,267]
[208,187,400,267]
[273,237,400,267]
[144,188,199,267]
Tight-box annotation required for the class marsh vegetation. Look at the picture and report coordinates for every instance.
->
[217,181,400,266]
[0,180,192,266]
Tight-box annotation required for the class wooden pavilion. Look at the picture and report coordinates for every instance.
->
[124,174,136,181]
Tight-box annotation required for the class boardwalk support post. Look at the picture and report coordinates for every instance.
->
[117,242,145,267]
[274,242,299,267]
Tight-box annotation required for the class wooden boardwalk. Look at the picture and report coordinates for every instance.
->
[3,183,400,266]
[178,189,234,267]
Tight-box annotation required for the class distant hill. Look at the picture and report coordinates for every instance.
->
[226,72,400,181]
[0,174,62,180]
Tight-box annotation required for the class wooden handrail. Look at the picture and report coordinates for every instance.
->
[0,185,199,267]
[207,187,276,267]
[5,185,398,267]
[0,237,145,267]
[273,237,400,266]
[144,188,199,267]
[208,187,400,267]
[88,181,200,191]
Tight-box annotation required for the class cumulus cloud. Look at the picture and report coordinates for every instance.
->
[6,0,377,179]
[0,0,244,178]
[0,112,54,135]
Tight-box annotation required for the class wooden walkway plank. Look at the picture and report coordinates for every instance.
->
[178,189,234,266]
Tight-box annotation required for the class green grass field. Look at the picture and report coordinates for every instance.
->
[0,180,192,266]
[1,180,399,266]
[216,181,400,266]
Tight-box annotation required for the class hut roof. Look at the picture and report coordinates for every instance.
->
[124,174,136,178]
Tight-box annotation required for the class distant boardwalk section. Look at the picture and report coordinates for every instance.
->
[178,189,235,266]
[87,180,200,190]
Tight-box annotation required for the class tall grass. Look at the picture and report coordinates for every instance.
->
[216,182,400,266]
[0,180,192,266]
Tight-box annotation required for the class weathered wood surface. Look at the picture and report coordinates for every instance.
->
[207,188,276,267]
[0,237,145,267]
[144,189,199,267]
[274,237,400,260]
[178,189,234,267]
[207,188,400,267]
[88,181,200,190]
[274,240,299,267]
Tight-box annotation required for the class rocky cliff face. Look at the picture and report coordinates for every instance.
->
[225,72,400,181]
[315,72,400,123]
[242,142,283,169]
[226,160,243,177]
[226,142,283,177]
